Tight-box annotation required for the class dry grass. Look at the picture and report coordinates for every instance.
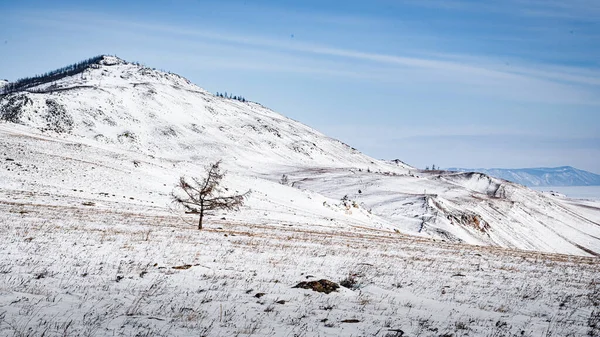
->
[0,190,598,336]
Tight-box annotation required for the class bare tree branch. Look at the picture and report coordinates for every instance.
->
[171,160,249,229]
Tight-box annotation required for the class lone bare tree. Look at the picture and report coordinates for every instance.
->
[172,160,248,230]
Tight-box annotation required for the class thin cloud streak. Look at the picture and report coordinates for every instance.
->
[3,3,599,171]
[401,0,600,20]
[18,10,600,91]
[12,11,599,107]
[323,124,599,141]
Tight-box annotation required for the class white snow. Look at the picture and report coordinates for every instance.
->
[0,172,598,336]
[1,56,598,256]
[0,55,599,336]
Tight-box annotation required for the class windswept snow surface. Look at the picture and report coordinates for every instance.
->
[1,55,600,336]
[1,55,599,257]
[1,189,599,336]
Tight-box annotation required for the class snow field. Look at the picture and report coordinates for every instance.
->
[0,193,598,336]
[1,56,600,336]
[1,56,599,255]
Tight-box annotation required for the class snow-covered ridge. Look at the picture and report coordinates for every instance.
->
[1,55,599,256]
[1,55,106,94]
[0,55,405,171]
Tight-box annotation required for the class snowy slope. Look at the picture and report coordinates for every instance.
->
[1,55,599,257]
[290,169,600,256]
[1,190,598,337]
[447,166,600,186]
[0,56,402,172]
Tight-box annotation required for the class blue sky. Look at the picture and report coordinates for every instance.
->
[1,0,599,172]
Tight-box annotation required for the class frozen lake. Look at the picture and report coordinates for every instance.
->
[531,186,600,200]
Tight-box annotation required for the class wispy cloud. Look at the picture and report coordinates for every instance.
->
[400,0,600,20]
[3,3,599,171]
[14,9,598,106]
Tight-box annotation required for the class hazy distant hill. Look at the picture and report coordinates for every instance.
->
[446,166,600,187]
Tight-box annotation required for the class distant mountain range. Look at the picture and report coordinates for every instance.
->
[446,166,600,187]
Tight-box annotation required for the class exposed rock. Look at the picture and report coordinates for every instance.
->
[172,264,192,270]
[293,279,339,294]
[0,94,32,123]
[44,99,73,133]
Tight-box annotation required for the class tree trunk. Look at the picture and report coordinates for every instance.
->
[198,205,204,230]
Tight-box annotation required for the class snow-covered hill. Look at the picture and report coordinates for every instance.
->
[447,166,600,187]
[1,55,599,257]
[0,56,398,171]
[1,55,600,336]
